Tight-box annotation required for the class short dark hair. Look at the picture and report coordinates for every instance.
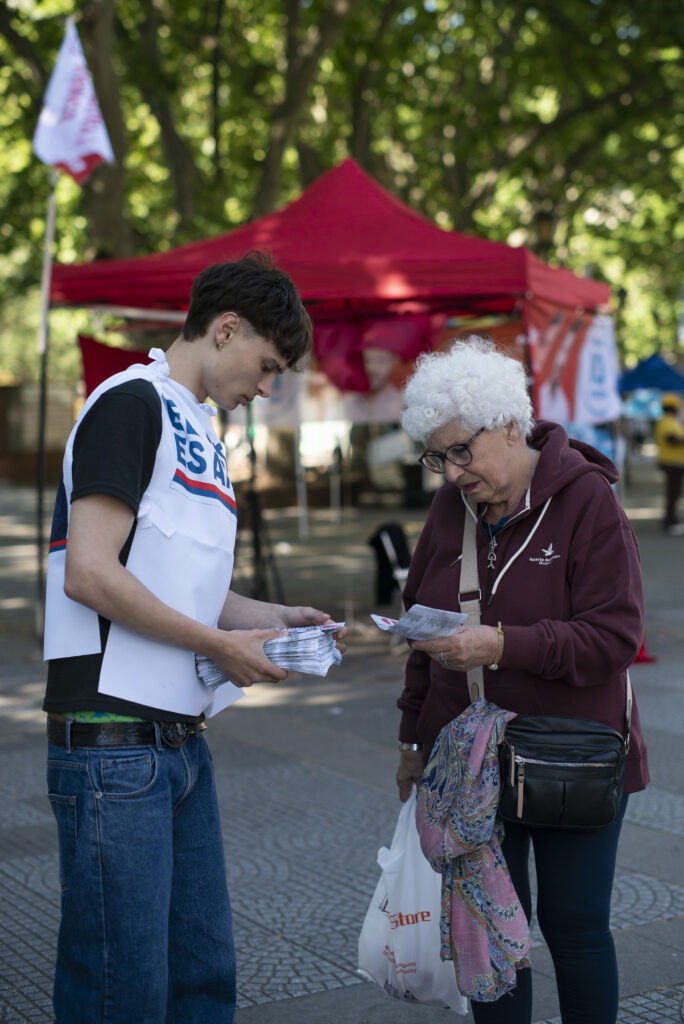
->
[181,251,312,367]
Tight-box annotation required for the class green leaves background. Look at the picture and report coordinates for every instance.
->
[1,0,682,383]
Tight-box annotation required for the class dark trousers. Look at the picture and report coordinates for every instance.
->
[471,798,627,1024]
[661,464,684,527]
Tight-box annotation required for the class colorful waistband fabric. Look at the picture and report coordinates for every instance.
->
[65,710,145,723]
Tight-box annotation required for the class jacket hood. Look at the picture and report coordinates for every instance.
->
[530,420,618,508]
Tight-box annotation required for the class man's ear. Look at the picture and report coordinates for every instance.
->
[215,312,240,347]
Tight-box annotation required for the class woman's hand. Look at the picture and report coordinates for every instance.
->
[412,624,500,672]
[396,750,427,802]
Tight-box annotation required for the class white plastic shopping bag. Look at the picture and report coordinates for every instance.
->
[358,788,467,1012]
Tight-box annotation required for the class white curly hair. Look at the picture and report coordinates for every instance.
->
[401,335,534,444]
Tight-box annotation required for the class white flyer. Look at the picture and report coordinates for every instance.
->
[370,604,467,640]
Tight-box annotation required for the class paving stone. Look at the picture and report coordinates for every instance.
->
[627,786,684,838]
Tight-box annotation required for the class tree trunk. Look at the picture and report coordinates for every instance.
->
[132,0,202,237]
[251,0,363,218]
[81,0,135,258]
[349,0,403,171]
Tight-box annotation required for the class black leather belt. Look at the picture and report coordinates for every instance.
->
[47,715,206,749]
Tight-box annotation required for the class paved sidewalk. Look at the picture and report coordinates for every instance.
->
[0,457,683,1023]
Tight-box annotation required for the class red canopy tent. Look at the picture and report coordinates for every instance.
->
[52,156,608,316]
[51,158,612,415]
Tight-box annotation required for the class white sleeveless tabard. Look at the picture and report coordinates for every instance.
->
[44,349,238,716]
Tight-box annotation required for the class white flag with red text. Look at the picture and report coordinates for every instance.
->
[33,17,114,184]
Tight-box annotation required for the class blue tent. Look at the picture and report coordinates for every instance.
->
[618,353,684,393]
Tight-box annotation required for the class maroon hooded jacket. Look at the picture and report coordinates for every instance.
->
[398,420,649,794]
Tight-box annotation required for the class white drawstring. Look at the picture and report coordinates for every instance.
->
[490,497,552,598]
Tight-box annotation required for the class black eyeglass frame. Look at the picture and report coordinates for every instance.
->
[418,427,486,473]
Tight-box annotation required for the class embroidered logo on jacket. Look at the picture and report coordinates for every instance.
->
[529,542,561,566]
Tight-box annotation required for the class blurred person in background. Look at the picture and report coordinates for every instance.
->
[653,392,684,535]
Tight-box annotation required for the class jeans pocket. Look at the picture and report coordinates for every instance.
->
[93,749,158,799]
[47,792,77,898]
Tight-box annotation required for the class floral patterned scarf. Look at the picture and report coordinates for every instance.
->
[416,698,531,1002]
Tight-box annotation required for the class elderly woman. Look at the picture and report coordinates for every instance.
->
[396,337,648,1024]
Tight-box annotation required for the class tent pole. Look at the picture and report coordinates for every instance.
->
[36,168,59,641]
[293,426,309,540]
[245,406,284,603]
[329,440,342,525]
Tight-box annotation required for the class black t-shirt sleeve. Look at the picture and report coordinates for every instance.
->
[71,379,162,512]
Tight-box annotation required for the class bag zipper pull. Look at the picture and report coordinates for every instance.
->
[510,745,516,787]
[516,760,525,818]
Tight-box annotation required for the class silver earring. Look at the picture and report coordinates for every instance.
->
[216,342,223,351]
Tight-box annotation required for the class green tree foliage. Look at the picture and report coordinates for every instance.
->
[0,0,682,382]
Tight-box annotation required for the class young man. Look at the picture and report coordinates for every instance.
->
[43,252,345,1024]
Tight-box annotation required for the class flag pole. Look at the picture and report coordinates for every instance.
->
[31,15,115,640]
[35,166,59,639]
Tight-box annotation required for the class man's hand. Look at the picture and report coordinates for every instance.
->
[219,594,348,655]
[205,628,288,687]
[280,605,330,628]
[281,605,348,655]
[397,750,427,802]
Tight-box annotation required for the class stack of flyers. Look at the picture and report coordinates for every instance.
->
[195,655,233,692]
[195,621,345,691]
[263,621,345,676]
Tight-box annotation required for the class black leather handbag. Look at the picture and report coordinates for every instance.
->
[498,711,628,830]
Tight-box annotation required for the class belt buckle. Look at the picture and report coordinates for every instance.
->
[160,722,190,749]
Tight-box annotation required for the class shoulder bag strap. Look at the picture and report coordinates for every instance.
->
[625,670,633,749]
[459,502,485,702]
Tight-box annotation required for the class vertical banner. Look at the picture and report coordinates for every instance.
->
[526,304,623,467]
[526,300,593,421]
[571,315,622,426]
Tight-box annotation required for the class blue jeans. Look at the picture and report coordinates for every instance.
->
[47,731,236,1024]
[471,798,627,1024]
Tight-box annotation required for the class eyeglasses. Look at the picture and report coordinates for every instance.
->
[418,428,485,473]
